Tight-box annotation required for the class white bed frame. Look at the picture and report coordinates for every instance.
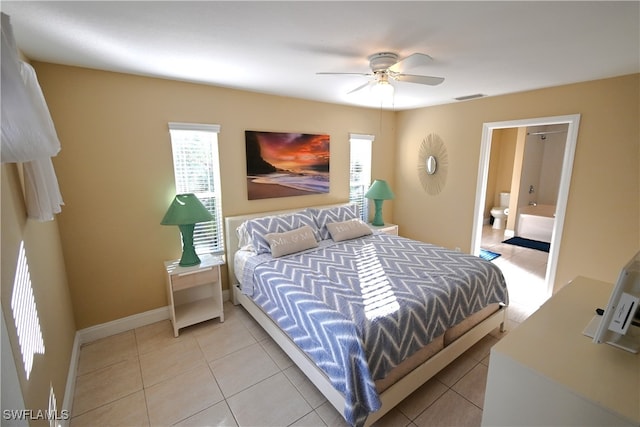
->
[224,204,506,426]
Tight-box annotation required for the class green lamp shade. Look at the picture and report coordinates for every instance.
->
[161,193,213,225]
[365,180,395,227]
[161,194,214,266]
[365,179,395,200]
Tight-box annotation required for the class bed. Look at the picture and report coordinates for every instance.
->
[224,203,508,426]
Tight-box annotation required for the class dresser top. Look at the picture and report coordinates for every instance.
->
[493,276,639,423]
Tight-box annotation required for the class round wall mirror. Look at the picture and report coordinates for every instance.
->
[426,155,437,175]
[417,133,448,195]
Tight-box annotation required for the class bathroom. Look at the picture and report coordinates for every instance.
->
[484,123,568,242]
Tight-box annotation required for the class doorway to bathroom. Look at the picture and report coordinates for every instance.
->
[470,114,580,300]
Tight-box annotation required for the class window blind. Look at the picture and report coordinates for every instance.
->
[168,123,224,255]
[349,134,374,222]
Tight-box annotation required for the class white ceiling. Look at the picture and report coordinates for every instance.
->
[2,1,639,110]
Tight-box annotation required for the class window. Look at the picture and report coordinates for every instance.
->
[11,241,45,380]
[349,134,374,222]
[168,123,224,255]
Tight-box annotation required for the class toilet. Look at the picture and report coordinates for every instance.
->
[490,192,511,230]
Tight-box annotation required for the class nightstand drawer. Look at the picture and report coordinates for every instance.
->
[171,266,218,291]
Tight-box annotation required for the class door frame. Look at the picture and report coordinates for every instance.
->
[470,114,581,297]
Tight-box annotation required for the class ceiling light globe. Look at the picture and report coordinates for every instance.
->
[371,81,394,102]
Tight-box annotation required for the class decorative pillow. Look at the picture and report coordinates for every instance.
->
[266,225,319,258]
[309,204,359,240]
[243,211,318,254]
[326,219,373,242]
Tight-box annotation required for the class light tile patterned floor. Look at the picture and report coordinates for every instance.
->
[69,225,548,426]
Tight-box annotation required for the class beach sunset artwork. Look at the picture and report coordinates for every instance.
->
[245,130,330,200]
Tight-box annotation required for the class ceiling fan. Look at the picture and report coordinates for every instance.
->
[317,52,445,95]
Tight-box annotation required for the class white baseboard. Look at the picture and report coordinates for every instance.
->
[62,289,230,421]
[60,333,80,427]
[77,306,170,345]
[75,289,230,344]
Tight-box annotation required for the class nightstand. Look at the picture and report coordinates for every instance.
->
[368,223,399,236]
[164,254,225,337]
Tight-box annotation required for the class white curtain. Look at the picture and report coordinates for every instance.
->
[1,13,64,221]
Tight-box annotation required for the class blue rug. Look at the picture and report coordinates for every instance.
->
[479,249,501,261]
[503,237,550,253]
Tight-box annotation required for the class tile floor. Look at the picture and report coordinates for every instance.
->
[480,224,550,322]
[70,225,549,427]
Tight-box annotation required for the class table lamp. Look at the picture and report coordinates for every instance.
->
[365,179,395,226]
[161,193,213,266]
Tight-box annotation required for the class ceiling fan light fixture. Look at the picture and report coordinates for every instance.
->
[318,51,443,101]
[371,77,394,102]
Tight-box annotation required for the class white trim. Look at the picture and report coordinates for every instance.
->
[349,133,375,142]
[547,116,581,294]
[471,114,581,298]
[168,122,221,133]
[76,306,170,345]
[60,333,80,427]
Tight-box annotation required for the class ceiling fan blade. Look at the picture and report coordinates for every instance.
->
[388,53,433,73]
[316,72,372,76]
[347,81,373,94]
[395,74,444,86]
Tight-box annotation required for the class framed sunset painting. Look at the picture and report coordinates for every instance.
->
[245,130,330,200]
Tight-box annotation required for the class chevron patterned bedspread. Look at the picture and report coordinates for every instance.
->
[240,233,508,426]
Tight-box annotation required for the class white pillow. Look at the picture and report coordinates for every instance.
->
[326,219,373,242]
[265,225,319,258]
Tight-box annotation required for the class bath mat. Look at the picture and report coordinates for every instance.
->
[503,237,550,253]
[479,249,501,261]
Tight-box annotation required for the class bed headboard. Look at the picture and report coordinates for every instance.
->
[224,202,351,294]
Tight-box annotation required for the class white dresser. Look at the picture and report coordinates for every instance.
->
[482,276,640,427]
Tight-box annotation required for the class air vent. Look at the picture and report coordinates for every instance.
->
[454,93,486,101]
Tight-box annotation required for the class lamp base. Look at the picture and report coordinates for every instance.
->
[179,249,201,267]
[371,199,385,226]
[178,224,201,266]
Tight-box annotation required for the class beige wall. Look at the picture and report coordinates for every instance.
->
[483,128,517,220]
[395,74,640,292]
[27,61,640,330]
[1,163,76,421]
[33,62,396,329]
